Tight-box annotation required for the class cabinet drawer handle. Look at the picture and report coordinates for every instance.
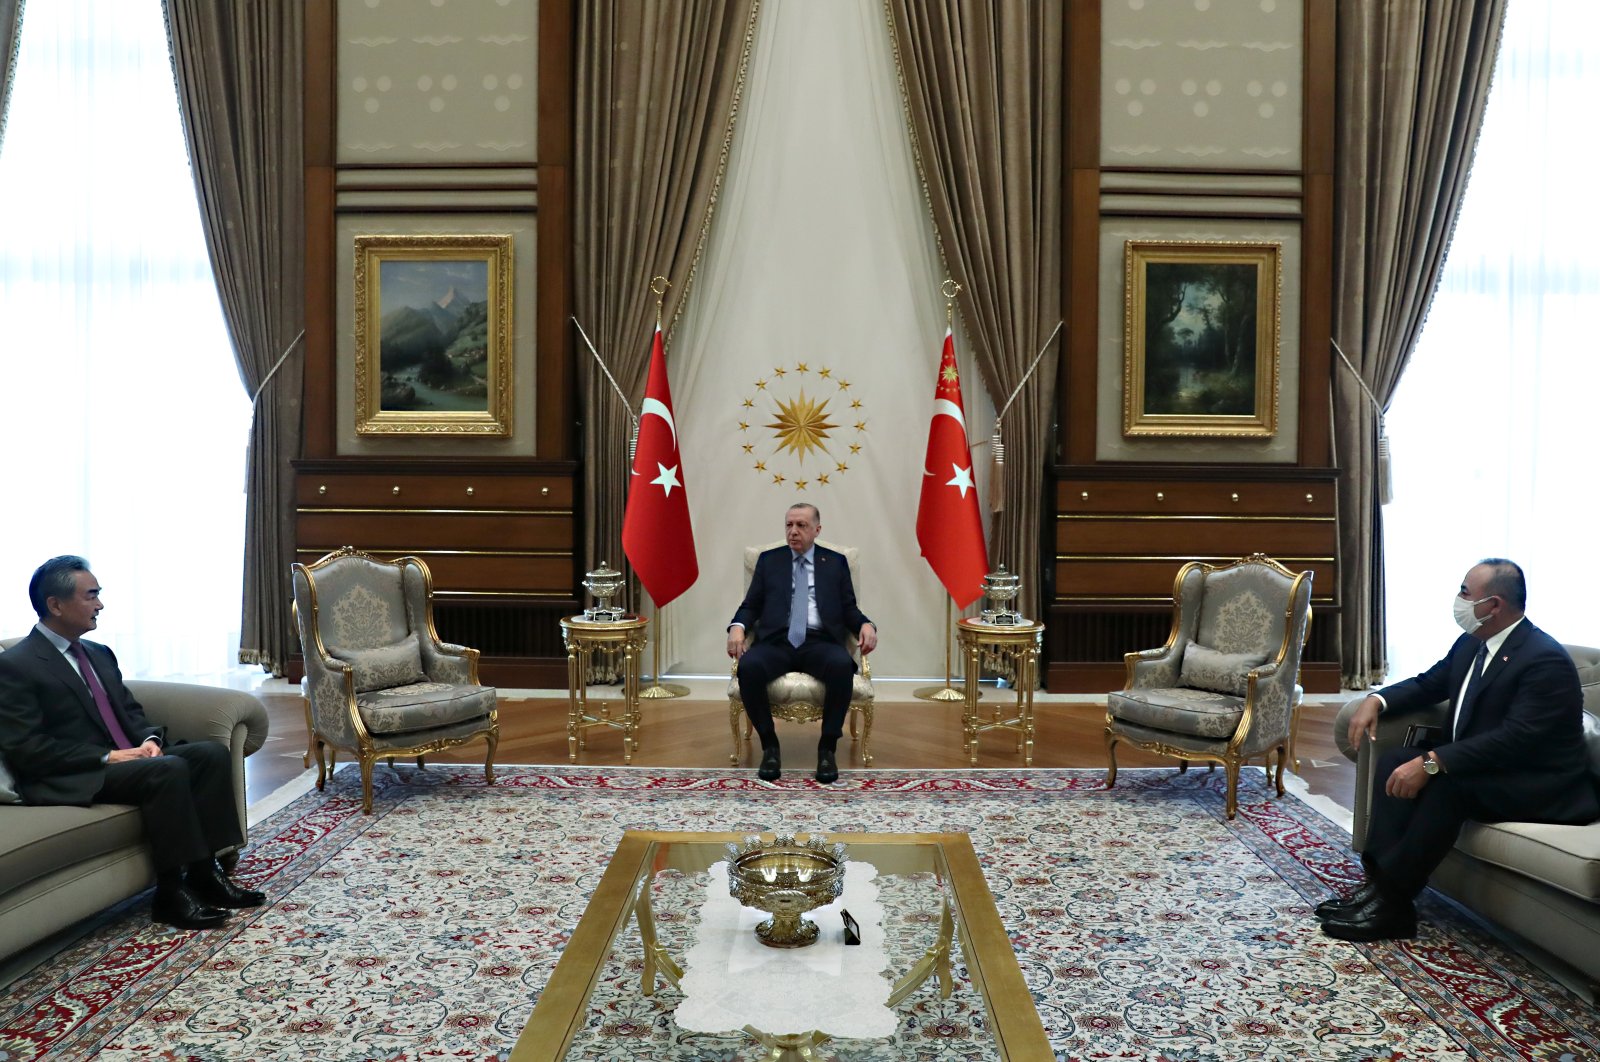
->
[392,486,401,496]
[1155,492,1164,502]
[1231,493,1239,503]
[466,486,475,497]
[317,484,326,495]
[1080,490,1089,501]
[541,486,550,496]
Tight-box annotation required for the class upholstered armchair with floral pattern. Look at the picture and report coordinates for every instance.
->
[1105,554,1312,819]
[292,547,498,813]
[728,541,875,765]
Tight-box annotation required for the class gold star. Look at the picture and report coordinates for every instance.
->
[773,366,787,377]
[765,390,837,463]
[854,421,867,432]
[738,420,749,431]
[850,399,862,409]
[755,379,767,390]
[835,461,848,473]
[742,443,753,454]
[795,480,808,491]
[849,443,861,455]
[837,379,851,390]
[742,397,755,408]
[818,368,832,379]
[940,364,959,385]
[754,460,766,472]
[817,474,830,485]
[795,363,810,374]
[772,473,786,484]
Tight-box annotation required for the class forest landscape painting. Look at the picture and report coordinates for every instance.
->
[353,234,513,436]
[1122,240,1280,438]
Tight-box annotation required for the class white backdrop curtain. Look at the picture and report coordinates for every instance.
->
[0,0,248,678]
[1382,0,1600,679]
[663,0,993,679]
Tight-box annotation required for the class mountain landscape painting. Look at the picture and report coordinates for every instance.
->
[376,259,493,413]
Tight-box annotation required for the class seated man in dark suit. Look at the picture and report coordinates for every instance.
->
[1319,558,1599,942]
[727,503,877,783]
[0,555,265,930]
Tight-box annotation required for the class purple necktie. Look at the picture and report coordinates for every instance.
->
[69,641,134,750]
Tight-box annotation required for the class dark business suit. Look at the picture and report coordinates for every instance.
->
[0,628,241,872]
[1365,620,1599,900]
[731,545,871,740]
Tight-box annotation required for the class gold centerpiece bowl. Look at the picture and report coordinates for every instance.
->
[725,833,848,948]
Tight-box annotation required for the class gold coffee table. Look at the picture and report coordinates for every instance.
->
[559,614,648,764]
[512,830,1049,1060]
[957,618,1045,766]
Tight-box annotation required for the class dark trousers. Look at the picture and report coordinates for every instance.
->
[737,631,855,742]
[94,740,242,874]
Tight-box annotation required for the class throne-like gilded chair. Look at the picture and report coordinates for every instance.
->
[728,541,875,765]
[292,546,499,813]
[1105,554,1311,819]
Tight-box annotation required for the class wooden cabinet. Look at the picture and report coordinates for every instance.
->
[1047,468,1340,693]
[293,460,579,687]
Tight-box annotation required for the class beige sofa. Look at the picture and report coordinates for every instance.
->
[0,638,269,961]
[1334,645,1600,991]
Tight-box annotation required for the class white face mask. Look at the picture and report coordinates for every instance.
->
[1453,594,1491,634]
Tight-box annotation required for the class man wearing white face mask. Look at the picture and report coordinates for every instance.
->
[1318,558,1599,942]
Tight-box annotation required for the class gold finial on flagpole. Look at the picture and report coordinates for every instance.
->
[941,279,961,329]
[650,275,670,331]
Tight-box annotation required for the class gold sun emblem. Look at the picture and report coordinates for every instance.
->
[765,390,838,462]
[738,364,864,489]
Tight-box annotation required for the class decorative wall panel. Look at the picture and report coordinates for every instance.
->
[1101,0,1302,170]
[338,0,538,165]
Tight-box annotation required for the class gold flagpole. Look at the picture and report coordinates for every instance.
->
[639,275,689,700]
[914,280,977,703]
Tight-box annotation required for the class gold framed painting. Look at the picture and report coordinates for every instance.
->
[353,234,514,436]
[1122,240,1281,438]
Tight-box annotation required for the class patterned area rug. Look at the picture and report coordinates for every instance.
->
[2,766,1597,1061]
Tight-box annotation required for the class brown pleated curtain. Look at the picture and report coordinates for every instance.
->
[885,0,1063,626]
[0,0,22,150]
[164,1,306,674]
[1333,1,1507,687]
[575,0,759,599]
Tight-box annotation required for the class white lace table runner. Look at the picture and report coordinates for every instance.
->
[673,860,896,1039]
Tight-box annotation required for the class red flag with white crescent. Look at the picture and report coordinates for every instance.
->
[916,330,988,606]
[622,327,698,606]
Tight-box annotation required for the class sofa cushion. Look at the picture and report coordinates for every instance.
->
[1454,818,1600,902]
[1180,643,1267,696]
[1107,687,1244,740]
[0,803,145,897]
[1583,711,1600,778]
[330,636,426,693]
[727,672,875,705]
[355,682,496,735]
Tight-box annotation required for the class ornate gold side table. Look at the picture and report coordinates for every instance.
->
[559,614,648,764]
[956,617,1045,767]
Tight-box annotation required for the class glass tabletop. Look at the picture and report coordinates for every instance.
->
[511,831,1048,1061]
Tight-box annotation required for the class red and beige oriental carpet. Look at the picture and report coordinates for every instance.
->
[1,765,1596,1060]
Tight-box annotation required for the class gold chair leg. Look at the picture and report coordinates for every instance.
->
[415,756,426,770]
[1104,730,1119,789]
[1223,758,1241,820]
[360,754,376,815]
[860,703,874,766]
[729,701,743,765]
[313,738,327,790]
[485,727,498,785]
[302,699,315,769]
[1274,746,1286,796]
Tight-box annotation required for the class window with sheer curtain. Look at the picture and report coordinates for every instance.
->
[0,0,249,678]
[1382,1,1600,680]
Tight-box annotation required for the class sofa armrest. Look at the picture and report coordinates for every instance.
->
[1333,694,1449,851]
[131,680,269,845]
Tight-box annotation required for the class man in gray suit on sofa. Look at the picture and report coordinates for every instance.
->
[1320,558,1599,941]
[0,555,264,930]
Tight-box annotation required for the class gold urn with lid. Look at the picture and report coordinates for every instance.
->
[725,833,848,948]
[980,566,1024,625]
[581,562,627,622]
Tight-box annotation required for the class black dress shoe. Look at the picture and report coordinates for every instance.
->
[1320,893,1417,942]
[1314,880,1380,921]
[152,887,231,930]
[758,746,782,781]
[814,747,839,784]
[187,863,267,909]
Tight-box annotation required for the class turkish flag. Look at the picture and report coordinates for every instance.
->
[916,330,989,607]
[622,327,698,607]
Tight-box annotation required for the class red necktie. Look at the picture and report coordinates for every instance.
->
[69,641,134,750]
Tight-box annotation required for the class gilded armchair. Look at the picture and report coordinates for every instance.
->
[292,547,499,813]
[728,540,875,765]
[1105,554,1312,819]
